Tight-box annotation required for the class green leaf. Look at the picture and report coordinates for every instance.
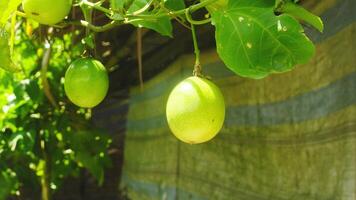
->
[0,0,21,25]
[76,151,105,185]
[110,0,124,10]
[110,0,134,11]
[25,79,42,103]
[200,0,228,13]
[0,169,18,200]
[229,0,275,8]
[128,0,173,37]
[165,0,185,10]
[211,1,315,79]
[8,131,35,152]
[66,131,111,185]
[81,33,96,49]
[278,1,324,32]
[0,29,21,73]
[109,0,173,36]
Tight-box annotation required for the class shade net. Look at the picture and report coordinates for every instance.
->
[120,0,356,199]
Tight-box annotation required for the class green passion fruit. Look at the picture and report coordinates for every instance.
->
[64,58,109,108]
[166,76,225,144]
[22,0,72,25]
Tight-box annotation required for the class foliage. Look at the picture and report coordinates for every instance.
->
[0,20,111,200]
[0,0,323,199]
[212,0,315,78]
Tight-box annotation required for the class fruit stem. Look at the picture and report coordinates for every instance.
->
[80,0,96,56]
[190,22,202,76]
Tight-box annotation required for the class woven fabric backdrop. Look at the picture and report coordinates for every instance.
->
[120,0,356,199]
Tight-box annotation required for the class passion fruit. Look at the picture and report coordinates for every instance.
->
[64,58,109,108]
[166,76,225,144]
[22,0,72,25]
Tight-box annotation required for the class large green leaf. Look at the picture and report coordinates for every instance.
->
[211,1,315,79]
[200,0,228,13]
[66,131,111,185]
[0,30,20,73]
[0,0,21,25]
[110,0,125,10]
[278,1,324,32]
[0,169,17,200]
[110,0,134,11]
[165,0,185,10]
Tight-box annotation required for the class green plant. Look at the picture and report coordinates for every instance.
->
[0,0,323,198]
[0,11,111,200]
[166,76,225,144]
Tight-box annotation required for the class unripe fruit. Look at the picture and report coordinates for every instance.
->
[166,76,225,144]
[22,0,72,25]
[64,58,109,108]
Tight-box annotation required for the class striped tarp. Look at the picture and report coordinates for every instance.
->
[121,0,356,199]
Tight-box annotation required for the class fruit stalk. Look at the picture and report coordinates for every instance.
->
[190,23,202,76]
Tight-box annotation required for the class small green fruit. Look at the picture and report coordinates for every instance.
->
[166,76,225,144]
[64,58,109,108]
[22,0,72,25]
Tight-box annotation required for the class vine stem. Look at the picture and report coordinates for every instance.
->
[15,11,26,18]
[132,0,154,16]
[17,0,217,32]
[78,0,217,31]
[41,143,52,200]
[125,0,217,18]
[79,20,122,32]
[190,23,202,76]
[185,8,212,25]
[38,126,53,200]
[41,40,58,108]
[137,28,144,91]
[80,0,113,16]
